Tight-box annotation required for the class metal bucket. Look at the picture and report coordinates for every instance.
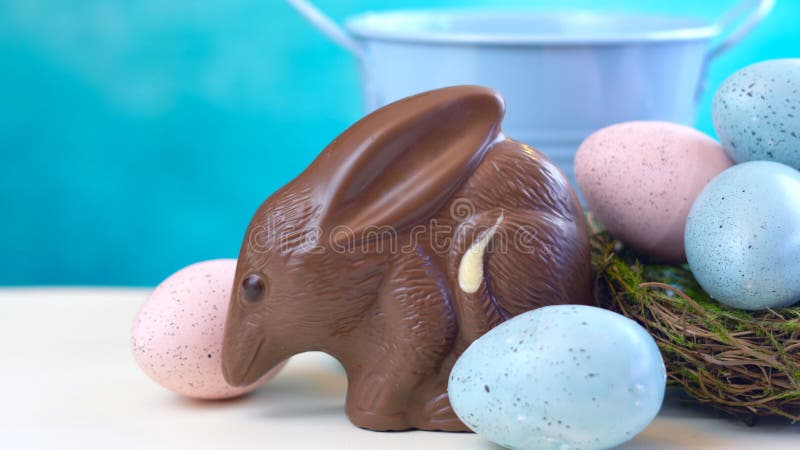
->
[288,0,773,185]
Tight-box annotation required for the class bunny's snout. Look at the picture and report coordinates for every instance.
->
[223,335,270,387]
[221,358,233,385]
[221,308,282,387]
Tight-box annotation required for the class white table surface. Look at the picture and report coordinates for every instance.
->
[1,288,799,450]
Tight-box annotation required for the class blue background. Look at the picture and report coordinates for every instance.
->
[1,0,798,286]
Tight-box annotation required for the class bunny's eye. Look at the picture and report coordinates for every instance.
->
[241,273,267,304]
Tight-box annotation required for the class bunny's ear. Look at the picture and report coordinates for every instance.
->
[313,85,505,244]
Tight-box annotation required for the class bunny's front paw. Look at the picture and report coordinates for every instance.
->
[417,391,469,432]
[359,373,393,411]
[345,373,411,431]
[347,407,410,431]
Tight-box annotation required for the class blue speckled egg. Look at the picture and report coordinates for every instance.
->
[712,59,800,169]
[448,305,666,450]
[685,161,800,310]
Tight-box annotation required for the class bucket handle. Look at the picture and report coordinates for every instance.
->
[286,0,363,58]
[707,0,774,60]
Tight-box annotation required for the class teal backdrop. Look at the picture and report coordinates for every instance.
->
[1,0,798,286]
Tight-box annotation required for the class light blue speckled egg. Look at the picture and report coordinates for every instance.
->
[712,59,800,169]
[448,305,666,450]
[685,161,800,310]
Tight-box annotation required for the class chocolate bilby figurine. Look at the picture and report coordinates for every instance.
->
[221,86,591,431]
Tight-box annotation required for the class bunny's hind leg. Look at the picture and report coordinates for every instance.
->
[450,208,591,326]
[486,210,592,315]
[345,248,459,431]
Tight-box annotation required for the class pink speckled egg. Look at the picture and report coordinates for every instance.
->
[131,259,285,399]
[575,121,732,263]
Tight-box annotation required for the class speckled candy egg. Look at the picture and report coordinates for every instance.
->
[685,161,800,310]
[132,259,286,399]
[449,305,666,450]
[713,59,800,169]
[575,121,732,263]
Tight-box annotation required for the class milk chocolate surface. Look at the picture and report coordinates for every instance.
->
[221,86,591,431]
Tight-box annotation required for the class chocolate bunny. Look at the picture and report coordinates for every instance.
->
[221,86,591,431]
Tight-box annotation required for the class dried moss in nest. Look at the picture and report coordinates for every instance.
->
[590,229,800,424]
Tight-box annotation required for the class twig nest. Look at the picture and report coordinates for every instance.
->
[592,230,800,422]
